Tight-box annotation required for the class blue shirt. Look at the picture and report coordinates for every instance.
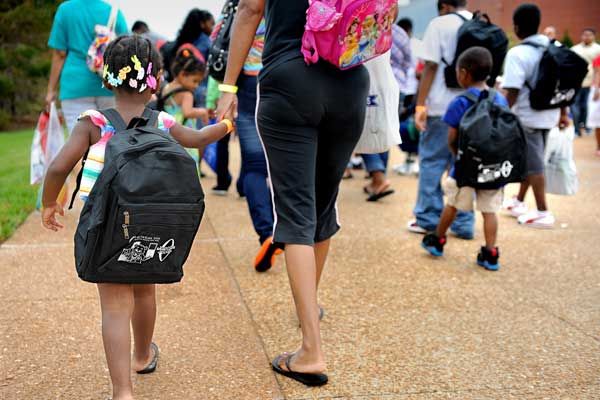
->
[48,0,128,100]
[443,88,509,181]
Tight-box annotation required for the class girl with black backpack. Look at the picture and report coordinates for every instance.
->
[40,35,233,400]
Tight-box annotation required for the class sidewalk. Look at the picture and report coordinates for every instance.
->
[1,136,599,399]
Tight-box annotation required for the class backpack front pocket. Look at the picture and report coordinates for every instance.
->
[92,202,204,283]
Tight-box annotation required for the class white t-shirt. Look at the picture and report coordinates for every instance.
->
[502,34,560,130]
[420,10,472,116]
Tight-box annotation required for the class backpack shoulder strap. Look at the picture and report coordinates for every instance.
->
[68,147,90,210]
[450,12,469,22]
[99,108,127,131]
[144,108,160,127]
[461,90,480,104]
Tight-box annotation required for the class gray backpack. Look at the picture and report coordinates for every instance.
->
[455,90,527,189]
[73,108,204,283]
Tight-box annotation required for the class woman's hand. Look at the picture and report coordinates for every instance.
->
[216,92,238,121]
[41,202,64,231]
[45,90,56,112]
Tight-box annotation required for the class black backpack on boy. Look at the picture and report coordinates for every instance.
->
[443,12,509,89]
[71,108,204,284]
[207,0,239,82]
[520,41,588,110]
[455,90,527,189]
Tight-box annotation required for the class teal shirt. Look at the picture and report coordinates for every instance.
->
[48,0,128,100]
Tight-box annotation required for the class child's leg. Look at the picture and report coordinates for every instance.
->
[436,205,457,237]
[131,284,157,371]
[481,212,498,249]
[97,283,135,400]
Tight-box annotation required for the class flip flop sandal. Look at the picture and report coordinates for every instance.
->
[136,342,159,374]
[367,189,395,202]
[271,353,328,387]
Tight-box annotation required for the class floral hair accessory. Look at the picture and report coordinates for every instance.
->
[118,66,132,81]
[129,78,138,89]
[131,55,144,80]
[145,62,157,90]
[106,72,122,87]
[138,83,148,93]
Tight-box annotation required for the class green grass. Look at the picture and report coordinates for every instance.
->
[0,129,38,242]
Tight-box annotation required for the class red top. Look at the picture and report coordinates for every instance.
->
[593,55,600,69]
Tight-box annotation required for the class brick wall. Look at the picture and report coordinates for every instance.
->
[467,0,600,44]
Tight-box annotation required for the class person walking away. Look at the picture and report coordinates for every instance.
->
[421,47,508,271]
[571,28,600,136]
[501,3,569,229]
[587,55,600,156]
[131,20,166,47]
[40,35,233,400]
[46,0,128,134]
[409,0,475,239]
[216,0,370,386]
[391,17,418,176]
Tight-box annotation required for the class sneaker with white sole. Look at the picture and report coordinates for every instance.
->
[407,219,427,234]
[503,196,528,217]
[517,210,555,229]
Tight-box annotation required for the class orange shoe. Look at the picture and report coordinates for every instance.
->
[254,237,283,272]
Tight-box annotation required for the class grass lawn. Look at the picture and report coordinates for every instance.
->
[0,129,38,242]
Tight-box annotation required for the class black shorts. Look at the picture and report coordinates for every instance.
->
[257,58,369,245]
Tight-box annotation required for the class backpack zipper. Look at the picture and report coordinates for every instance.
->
[122,211,130,239]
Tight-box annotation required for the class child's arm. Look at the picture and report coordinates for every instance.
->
[169,119,233,150]
[448,127,459,156]
[41,120,95,231]
[179,91,209,125]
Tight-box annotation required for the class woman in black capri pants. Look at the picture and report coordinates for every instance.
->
[217,0,369,386]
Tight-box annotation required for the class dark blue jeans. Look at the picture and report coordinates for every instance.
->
[237,74,274,243]
[414,117,474,236]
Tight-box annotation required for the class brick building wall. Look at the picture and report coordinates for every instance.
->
[467,0,600,43]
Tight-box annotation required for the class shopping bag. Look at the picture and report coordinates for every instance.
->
[30,111,49,185]
[544,125,578,195]
[354,52,401,154]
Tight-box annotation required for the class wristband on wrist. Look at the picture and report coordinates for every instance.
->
[416,105,427,114]
[218,84,238,94]
[221,118,234,133]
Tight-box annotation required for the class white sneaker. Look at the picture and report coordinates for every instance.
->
[503,196,528,217]
[393,163,409,175]
[517,210,555,229]
[407,219,427,234]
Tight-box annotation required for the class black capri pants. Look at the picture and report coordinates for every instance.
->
[257,58,369,245]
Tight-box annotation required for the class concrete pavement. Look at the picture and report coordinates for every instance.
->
[1,135,599,399]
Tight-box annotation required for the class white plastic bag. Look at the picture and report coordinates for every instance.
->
[354,52,401,154]
[544,125,578,195]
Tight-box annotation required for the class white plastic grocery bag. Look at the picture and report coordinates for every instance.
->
[544,125,578,195]
[354,52,401,154]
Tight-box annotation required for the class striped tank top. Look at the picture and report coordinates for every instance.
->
[77,110,177,200]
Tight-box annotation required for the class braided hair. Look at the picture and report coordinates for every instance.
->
[171,47,206,78]
[102,35,162,92]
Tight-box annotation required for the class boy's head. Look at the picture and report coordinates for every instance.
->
[102,35,162,100]
[437,0,466,15]
[456,46,493,88]
[397,18,413,37]
[132,21,149,35]
[171,47,206,91]
[582,28,596,45]
[513,3,541,39]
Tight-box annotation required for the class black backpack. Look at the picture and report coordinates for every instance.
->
[520,42,588,110]
[455,90,527,189]
[72,108,205,284]
[443,12,509,89]
[207,0,239,82]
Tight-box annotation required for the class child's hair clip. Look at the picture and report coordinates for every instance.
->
[118,66,132,81]
[131,55,144,80]
[139,83,148,93]
[106,72,122,87]
[145,62,157,90]
[102,64,109,79]
[129,78,138,89]
[183,49,191,57]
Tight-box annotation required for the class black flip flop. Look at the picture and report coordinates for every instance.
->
[271,353,328,387]
[136,342,159,374]
[367,189,395,202]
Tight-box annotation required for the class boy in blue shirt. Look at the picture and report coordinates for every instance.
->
[421,47,508,271]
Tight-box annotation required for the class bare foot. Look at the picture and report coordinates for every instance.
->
[132,344,155,372]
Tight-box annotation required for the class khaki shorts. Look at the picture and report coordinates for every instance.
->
[443,177,503,213]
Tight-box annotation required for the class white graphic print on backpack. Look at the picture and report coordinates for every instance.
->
[118,236,175,264]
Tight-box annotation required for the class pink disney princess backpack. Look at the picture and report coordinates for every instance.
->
[301,0,397,70]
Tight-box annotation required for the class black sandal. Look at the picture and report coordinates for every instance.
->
[271,353,328,386]
[136,342,159,374]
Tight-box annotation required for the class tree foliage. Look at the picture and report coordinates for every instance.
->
[0,1,60,129]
